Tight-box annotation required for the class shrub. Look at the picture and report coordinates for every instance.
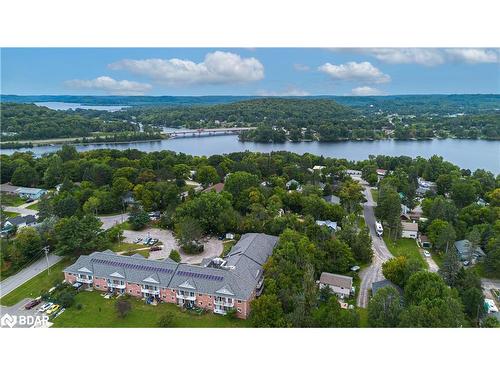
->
[169,250,181,262]
[115,299,132,318]
[158,312,175,327]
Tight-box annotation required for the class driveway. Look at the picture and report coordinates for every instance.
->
[120,227,222,264]
[357,184,393,308]
[0,253,62,298]
[423,251,439,273]
[2,200,39,216]
[99,213,129,230]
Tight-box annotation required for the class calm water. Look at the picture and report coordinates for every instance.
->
[1,136,498,173]
[34,102,128,112]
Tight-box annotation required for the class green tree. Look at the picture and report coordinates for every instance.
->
[338,180,364,214]
[11,163,39,187]
[312,296,359,328]
[158,312,175,327]
[250,294,287,328]
[451,179,477,208]
[439,245,461,286]
[54,215,103,255]
[368,286,403,327]
[196,165,219,188]
[115,299,132,318]
[174,216,203,253]
[382,256,422,287]
[404,271,449,305]
[427,219,456,253]
[376,184,401,240]
[14,226,43,263]
[128,207,150,230]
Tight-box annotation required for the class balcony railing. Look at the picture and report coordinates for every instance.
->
[107,283,126,289]
[176,293,196,301]
[214,299,234,307]
[142,289,160,295]
[77,277,93,284]
[214,307,227,315]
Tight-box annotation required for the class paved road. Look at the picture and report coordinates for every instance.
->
[0,253,62,298]
[357,185,393,308]
[99,213,129,230]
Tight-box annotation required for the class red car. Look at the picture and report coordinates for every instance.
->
[150,246,162,252]
[24,298,42,310]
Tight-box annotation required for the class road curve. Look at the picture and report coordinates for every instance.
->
[357,185,393,308]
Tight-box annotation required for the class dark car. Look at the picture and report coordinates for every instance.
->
[150,246,162,252]
[218,234,225,240]
[24,298,42,310]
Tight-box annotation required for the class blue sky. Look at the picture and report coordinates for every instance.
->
[1,48,499,96]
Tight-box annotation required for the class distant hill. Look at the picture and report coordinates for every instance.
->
[2,94,499,115]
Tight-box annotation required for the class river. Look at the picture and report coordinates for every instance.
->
[1,136,498,173]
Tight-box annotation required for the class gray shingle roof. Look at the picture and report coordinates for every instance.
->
[64,233,278,300]
[319,272,353,289]
[4,215,36,227]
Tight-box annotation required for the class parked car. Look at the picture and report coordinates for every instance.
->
[46,304,60,315]
[423,250,431,257]
[150,246,162,252]
[134,238,143,244]
[143,237,152,245]
[350,265,360,272]
[149,238,158,245]
[463,260,470,266]
[218,234,225,240]
[24,298,42,310]
[38,302,53,313]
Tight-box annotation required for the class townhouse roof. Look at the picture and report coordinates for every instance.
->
[65,233,278,301]
[319,272,353,289]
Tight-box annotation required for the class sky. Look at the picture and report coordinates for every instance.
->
[1,48,499,96]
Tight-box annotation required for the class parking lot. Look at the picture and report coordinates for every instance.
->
[120,228,223,264]
[0,298,53,328]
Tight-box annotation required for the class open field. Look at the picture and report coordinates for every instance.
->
[0,258,72,306]
[1,210,19,218]
[384,235,427,269]
[52,291,251,328]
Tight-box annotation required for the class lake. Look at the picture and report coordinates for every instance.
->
[1,136,498,173]
[34,102,128,112]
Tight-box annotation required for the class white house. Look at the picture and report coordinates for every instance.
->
[401,221,418,239]
[2,215,37,231]
[15,187,47,200]
[318,272,353,299]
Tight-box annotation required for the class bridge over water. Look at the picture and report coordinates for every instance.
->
[162,127,256,138]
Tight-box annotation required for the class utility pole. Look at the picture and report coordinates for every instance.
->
[43,245,50,275]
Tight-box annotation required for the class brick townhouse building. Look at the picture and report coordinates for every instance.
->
[63,233,278,319]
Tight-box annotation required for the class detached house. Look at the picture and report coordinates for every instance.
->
[2,215,37,232]
[317,272,354,299]
[64,233,278,319]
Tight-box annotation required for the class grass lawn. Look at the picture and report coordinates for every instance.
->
[25,202,39,210]
[0,258,73,306]
[52,291,251,328]
[1,210,19,218]
[358,308,369,328]
[109,241,145,253]
[123,249,150,258]
[0,193,26,207]
[384,235,427,269]
[430,250,444,268]
[371,188,378,203]
[221,240,236,257]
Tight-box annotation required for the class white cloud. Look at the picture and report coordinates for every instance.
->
[65,76,152,95]
[257,85,310,96]
[318,61,391,83]
[350,86,382,96]
[359,48,498,65]
[445,48,498,64]
[293,63,310,71]
[108,51,264,85]
[361,48,445,66]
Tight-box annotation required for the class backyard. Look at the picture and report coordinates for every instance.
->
[384,235,427,269]
[52,291,251,328]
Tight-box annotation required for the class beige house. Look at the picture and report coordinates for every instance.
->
[318,272,353,299]
[401,221,418,239]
